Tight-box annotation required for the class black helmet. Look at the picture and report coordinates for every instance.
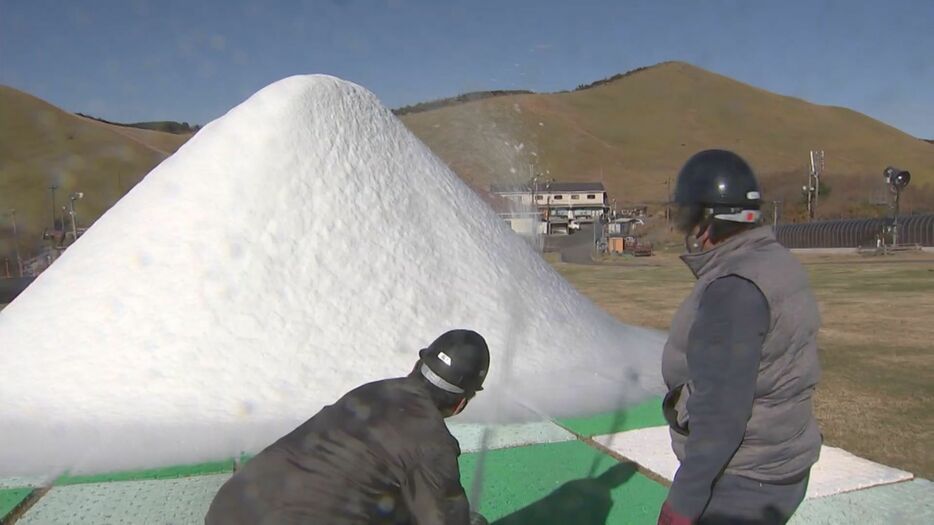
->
[419,330,490,396]
[673,149,762,233]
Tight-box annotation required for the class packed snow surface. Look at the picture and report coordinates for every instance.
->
[0,76,665,477]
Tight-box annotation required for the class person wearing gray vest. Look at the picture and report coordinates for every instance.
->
[657,150,822,525]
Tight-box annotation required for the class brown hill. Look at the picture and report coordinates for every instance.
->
[3,61,932,264]
[0,85,191,263]
[400,61,934,221]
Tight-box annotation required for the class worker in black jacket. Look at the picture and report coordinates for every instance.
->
[205,329,491,525]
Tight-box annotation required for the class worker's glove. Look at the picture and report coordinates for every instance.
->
[657,502,693,525]
[469,511,489,525]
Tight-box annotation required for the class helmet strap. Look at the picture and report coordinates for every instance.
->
[451,397,468,416]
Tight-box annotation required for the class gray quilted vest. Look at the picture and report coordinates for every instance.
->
[662,226,822,481]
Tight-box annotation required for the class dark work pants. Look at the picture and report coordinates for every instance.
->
[698,472,810,525]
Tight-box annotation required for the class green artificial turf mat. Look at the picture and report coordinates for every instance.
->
[460,439,667,524]
[559,396,666,438]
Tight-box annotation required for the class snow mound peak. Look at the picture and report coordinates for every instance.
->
[0,75,665,476]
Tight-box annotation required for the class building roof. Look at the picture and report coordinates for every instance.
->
[490,182,606,194]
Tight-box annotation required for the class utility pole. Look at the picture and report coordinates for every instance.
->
[10,209,22,277]
[890,172,904,247]
[808,150,820,216]
[808,150,824,220]
[528,158,543,212]
[544,179,554,235]
[49,185,59,230]
[893,186,900,247]
[809,150,824,218]
[771,200,782,225]
[58,206,68,247]
[529,165,539,228]
[803,182,812,220]
[664,176,672,229]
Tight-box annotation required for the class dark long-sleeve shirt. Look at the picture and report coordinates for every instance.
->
[667,275,770,518]
[205,376,470,525]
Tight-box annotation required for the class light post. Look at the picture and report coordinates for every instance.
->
[69,192,84,242]
[802,184,816,221]
[664,176,672,229]
[56,206,68,248]
[528,166,544,241]
[544,179,554,235]
[809,150,823,217]
[771,200,783,226]
[529,174,539,215]
[883,167,910,247]
[10,209,22,276]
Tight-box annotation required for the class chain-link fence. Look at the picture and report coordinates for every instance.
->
[774,214,934,249]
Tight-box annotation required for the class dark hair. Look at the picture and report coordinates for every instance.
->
[675,204,705,234]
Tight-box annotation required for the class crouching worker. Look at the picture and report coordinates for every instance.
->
[206,329,491,525]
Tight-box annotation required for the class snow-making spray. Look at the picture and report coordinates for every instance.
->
[467,277,526,512]
[459,105,546,512]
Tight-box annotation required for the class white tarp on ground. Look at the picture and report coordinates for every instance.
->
[0,75,665,477]
[592,426,915,499]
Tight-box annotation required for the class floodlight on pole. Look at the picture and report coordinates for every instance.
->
[883,166,910,247]
[883,166,910,190]
[810,150,824,216]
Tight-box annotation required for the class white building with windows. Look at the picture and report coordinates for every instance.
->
[490,182,609,223]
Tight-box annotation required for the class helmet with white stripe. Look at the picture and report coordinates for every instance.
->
[673,149,763,236]
[419,330,490,396]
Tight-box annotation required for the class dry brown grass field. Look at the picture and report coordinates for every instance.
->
[547,250,934,479]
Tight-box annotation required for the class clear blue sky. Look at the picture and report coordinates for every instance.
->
[2,0,932,137]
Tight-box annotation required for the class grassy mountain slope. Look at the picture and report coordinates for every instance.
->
[401,62,934,219]
[3,61,932,262]
[0,85,191,262]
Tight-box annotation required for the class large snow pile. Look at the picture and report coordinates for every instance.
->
[0,76,665,477]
